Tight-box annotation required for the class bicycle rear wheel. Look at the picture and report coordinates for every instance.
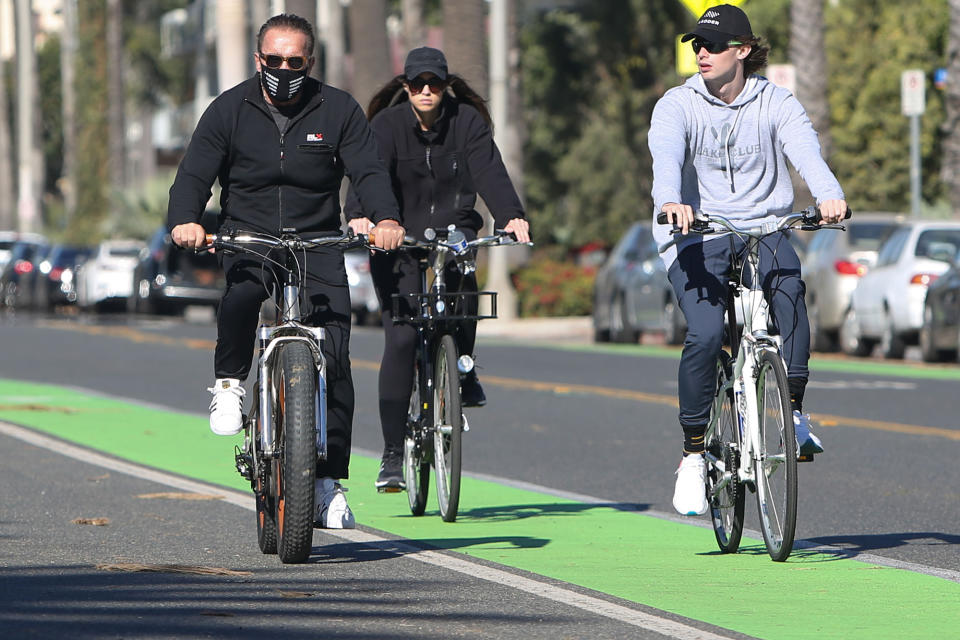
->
[275,342,317,564]
[404,361,430,516]
[706,353,744,553]
[433,334,462,522]
[754,349,797,561]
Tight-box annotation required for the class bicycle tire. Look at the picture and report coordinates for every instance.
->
[275,342,317,564]
[433,334,463,522]
[706,352,744,553]
[404,361,430,516]
[754,349,798,561]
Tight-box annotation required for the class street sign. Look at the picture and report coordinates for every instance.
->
[767,64,796,95]
[679,0,747,18]
[901,69,926,116]
[676,36,699,76]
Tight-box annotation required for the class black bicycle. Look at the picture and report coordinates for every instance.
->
[392,226,530,522]
[203,227,367,563]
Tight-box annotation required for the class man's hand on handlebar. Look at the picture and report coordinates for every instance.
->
[171,223,207,249]
[503,218,531,243]
[370,219,406,251]
[818,199,848,225]
[660,203,695,235]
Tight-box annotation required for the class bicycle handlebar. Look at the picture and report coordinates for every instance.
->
[655,206,851,253]
[199,229,370,254]
[395,227,533,254]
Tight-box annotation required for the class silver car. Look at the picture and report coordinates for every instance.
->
[344,248,380,326]
[842,220,960,358]
[593,222,685,344]
[802,213,900,351]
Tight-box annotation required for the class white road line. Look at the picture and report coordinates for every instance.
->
[0,420,735,640]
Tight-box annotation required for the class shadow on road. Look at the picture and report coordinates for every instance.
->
[805,531,960,555]
[457,501,651,522]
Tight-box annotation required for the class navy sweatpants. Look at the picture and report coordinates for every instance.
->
[666,232,809,430]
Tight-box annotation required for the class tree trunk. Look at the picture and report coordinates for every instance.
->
[442,0,487,98]
[348,0,391,108]
[0,4,14,230]
[321,0,346,89]
[943,0,960,216]
[402,0,426,50]
[106,0,125,192]
[14,0,41,232]
[284,0,322,81]
[59,0,78,225]
[789,0,831,160]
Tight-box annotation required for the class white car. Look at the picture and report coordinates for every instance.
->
[344,248,380,325]
[75,239,145,310]
[841,220,960,358]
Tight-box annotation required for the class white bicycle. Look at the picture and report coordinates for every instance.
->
[658,206,848,561]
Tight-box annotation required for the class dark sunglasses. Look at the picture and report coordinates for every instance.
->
[691,39,743,55]
[258,52,308,71]
[408,77,447,94]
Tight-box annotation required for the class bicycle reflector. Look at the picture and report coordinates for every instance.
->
[457,355,475,374]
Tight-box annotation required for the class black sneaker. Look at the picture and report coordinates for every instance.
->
[461,371,487,407]
[375,449,405,492]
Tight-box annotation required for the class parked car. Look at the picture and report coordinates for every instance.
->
[75,239,145,311]
[593,222,685,344]
[919,256,960,362]
[0,238,49,309]
[32,244,93,310]
[842,220,960,358]
[0,231,47,272]
[344,248,379,326]
[129,227,224,315]
[802,213,900,351]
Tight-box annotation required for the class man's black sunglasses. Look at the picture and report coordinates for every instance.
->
[691,39,743,55]
[258,52,308,71]
[408,77,447,94]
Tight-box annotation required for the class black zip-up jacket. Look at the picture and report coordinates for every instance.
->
[168,76,398,235]
[344,96,524,240]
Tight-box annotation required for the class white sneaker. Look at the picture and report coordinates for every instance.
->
[673,454,708,516]
[793,411,824,455]
[207,378,245,436]
[315,477,355,529]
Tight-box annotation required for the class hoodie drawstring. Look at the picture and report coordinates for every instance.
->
[725,105,744,194]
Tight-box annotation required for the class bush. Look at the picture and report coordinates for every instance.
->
[512,250,596,317]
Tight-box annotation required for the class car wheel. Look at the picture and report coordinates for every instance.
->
[879,308,905,359]
[808,299,836,352]
[610,294,638,343]
[919,304,946,362]
[839,307,871,357]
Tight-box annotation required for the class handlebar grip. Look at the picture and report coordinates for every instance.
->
[656,212,669,225]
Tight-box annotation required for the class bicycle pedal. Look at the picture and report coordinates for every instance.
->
[377,486,404,494]
[798,454,815,463]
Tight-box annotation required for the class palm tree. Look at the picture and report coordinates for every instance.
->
[789,0,832,160]
[442,0,488,98]
[403,0,426,50]
[942,0,960,215]
[348,0,392,107]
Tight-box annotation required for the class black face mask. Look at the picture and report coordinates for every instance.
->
[260,67,308,101]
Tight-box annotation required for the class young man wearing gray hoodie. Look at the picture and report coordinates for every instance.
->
[649,4,848,517]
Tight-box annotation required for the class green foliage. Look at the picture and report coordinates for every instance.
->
[38,36,63,196]
[826,0,948,212]
[512,250,596,317]
[106,170,178,240]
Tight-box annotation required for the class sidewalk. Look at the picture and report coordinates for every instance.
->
[475,315,593,343]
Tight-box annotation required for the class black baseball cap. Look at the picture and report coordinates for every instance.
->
[404,47,448,81]
[681,4,753,43]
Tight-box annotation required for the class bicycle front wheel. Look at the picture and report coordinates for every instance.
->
[432,334,463,522]
[706,353,744,554]
[275,342,317,564]
[754,349,797,561]
[404,361,430,516]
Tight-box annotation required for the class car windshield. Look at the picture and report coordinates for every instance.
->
[848,222,896,251]
[0,241,15,251]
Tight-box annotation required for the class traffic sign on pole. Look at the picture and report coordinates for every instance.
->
[901,69,926,116]
[678,0,747,18]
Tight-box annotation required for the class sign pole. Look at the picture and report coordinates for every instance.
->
[910,115,921,218]
[901,69,925,218]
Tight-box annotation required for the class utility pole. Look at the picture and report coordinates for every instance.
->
[14,0,39,233]
[0,0,14,230]
[216,0,248,93]
[60,0,78,225]
[320,0,345,88]
[485,0,518,320]
[106,0,125,192]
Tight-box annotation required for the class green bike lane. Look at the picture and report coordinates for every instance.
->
[1,377,956,640]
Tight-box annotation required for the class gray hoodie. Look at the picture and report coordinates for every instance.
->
[649,74,844,266]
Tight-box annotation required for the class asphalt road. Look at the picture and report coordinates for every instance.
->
[0,309,958,638]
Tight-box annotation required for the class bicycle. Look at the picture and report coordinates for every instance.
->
[658,206,848,561]
[391,226,531,522]
[202,227,368,564]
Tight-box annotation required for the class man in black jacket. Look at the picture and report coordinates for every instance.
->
[167,14,404,529]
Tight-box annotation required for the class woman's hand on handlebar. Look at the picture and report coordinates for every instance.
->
[503,218,531,243]
[818,199,848,224]
[660,203,695,235]
[171,222,207,249]
[347,217,374,237]
[371,219,406,251]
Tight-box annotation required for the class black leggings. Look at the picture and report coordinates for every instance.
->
[215,246,355,479]
[370,250,477,452]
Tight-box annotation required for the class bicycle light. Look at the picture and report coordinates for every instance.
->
[457,355,474,374]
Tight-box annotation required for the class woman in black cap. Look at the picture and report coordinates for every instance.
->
[345,46,530,492]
